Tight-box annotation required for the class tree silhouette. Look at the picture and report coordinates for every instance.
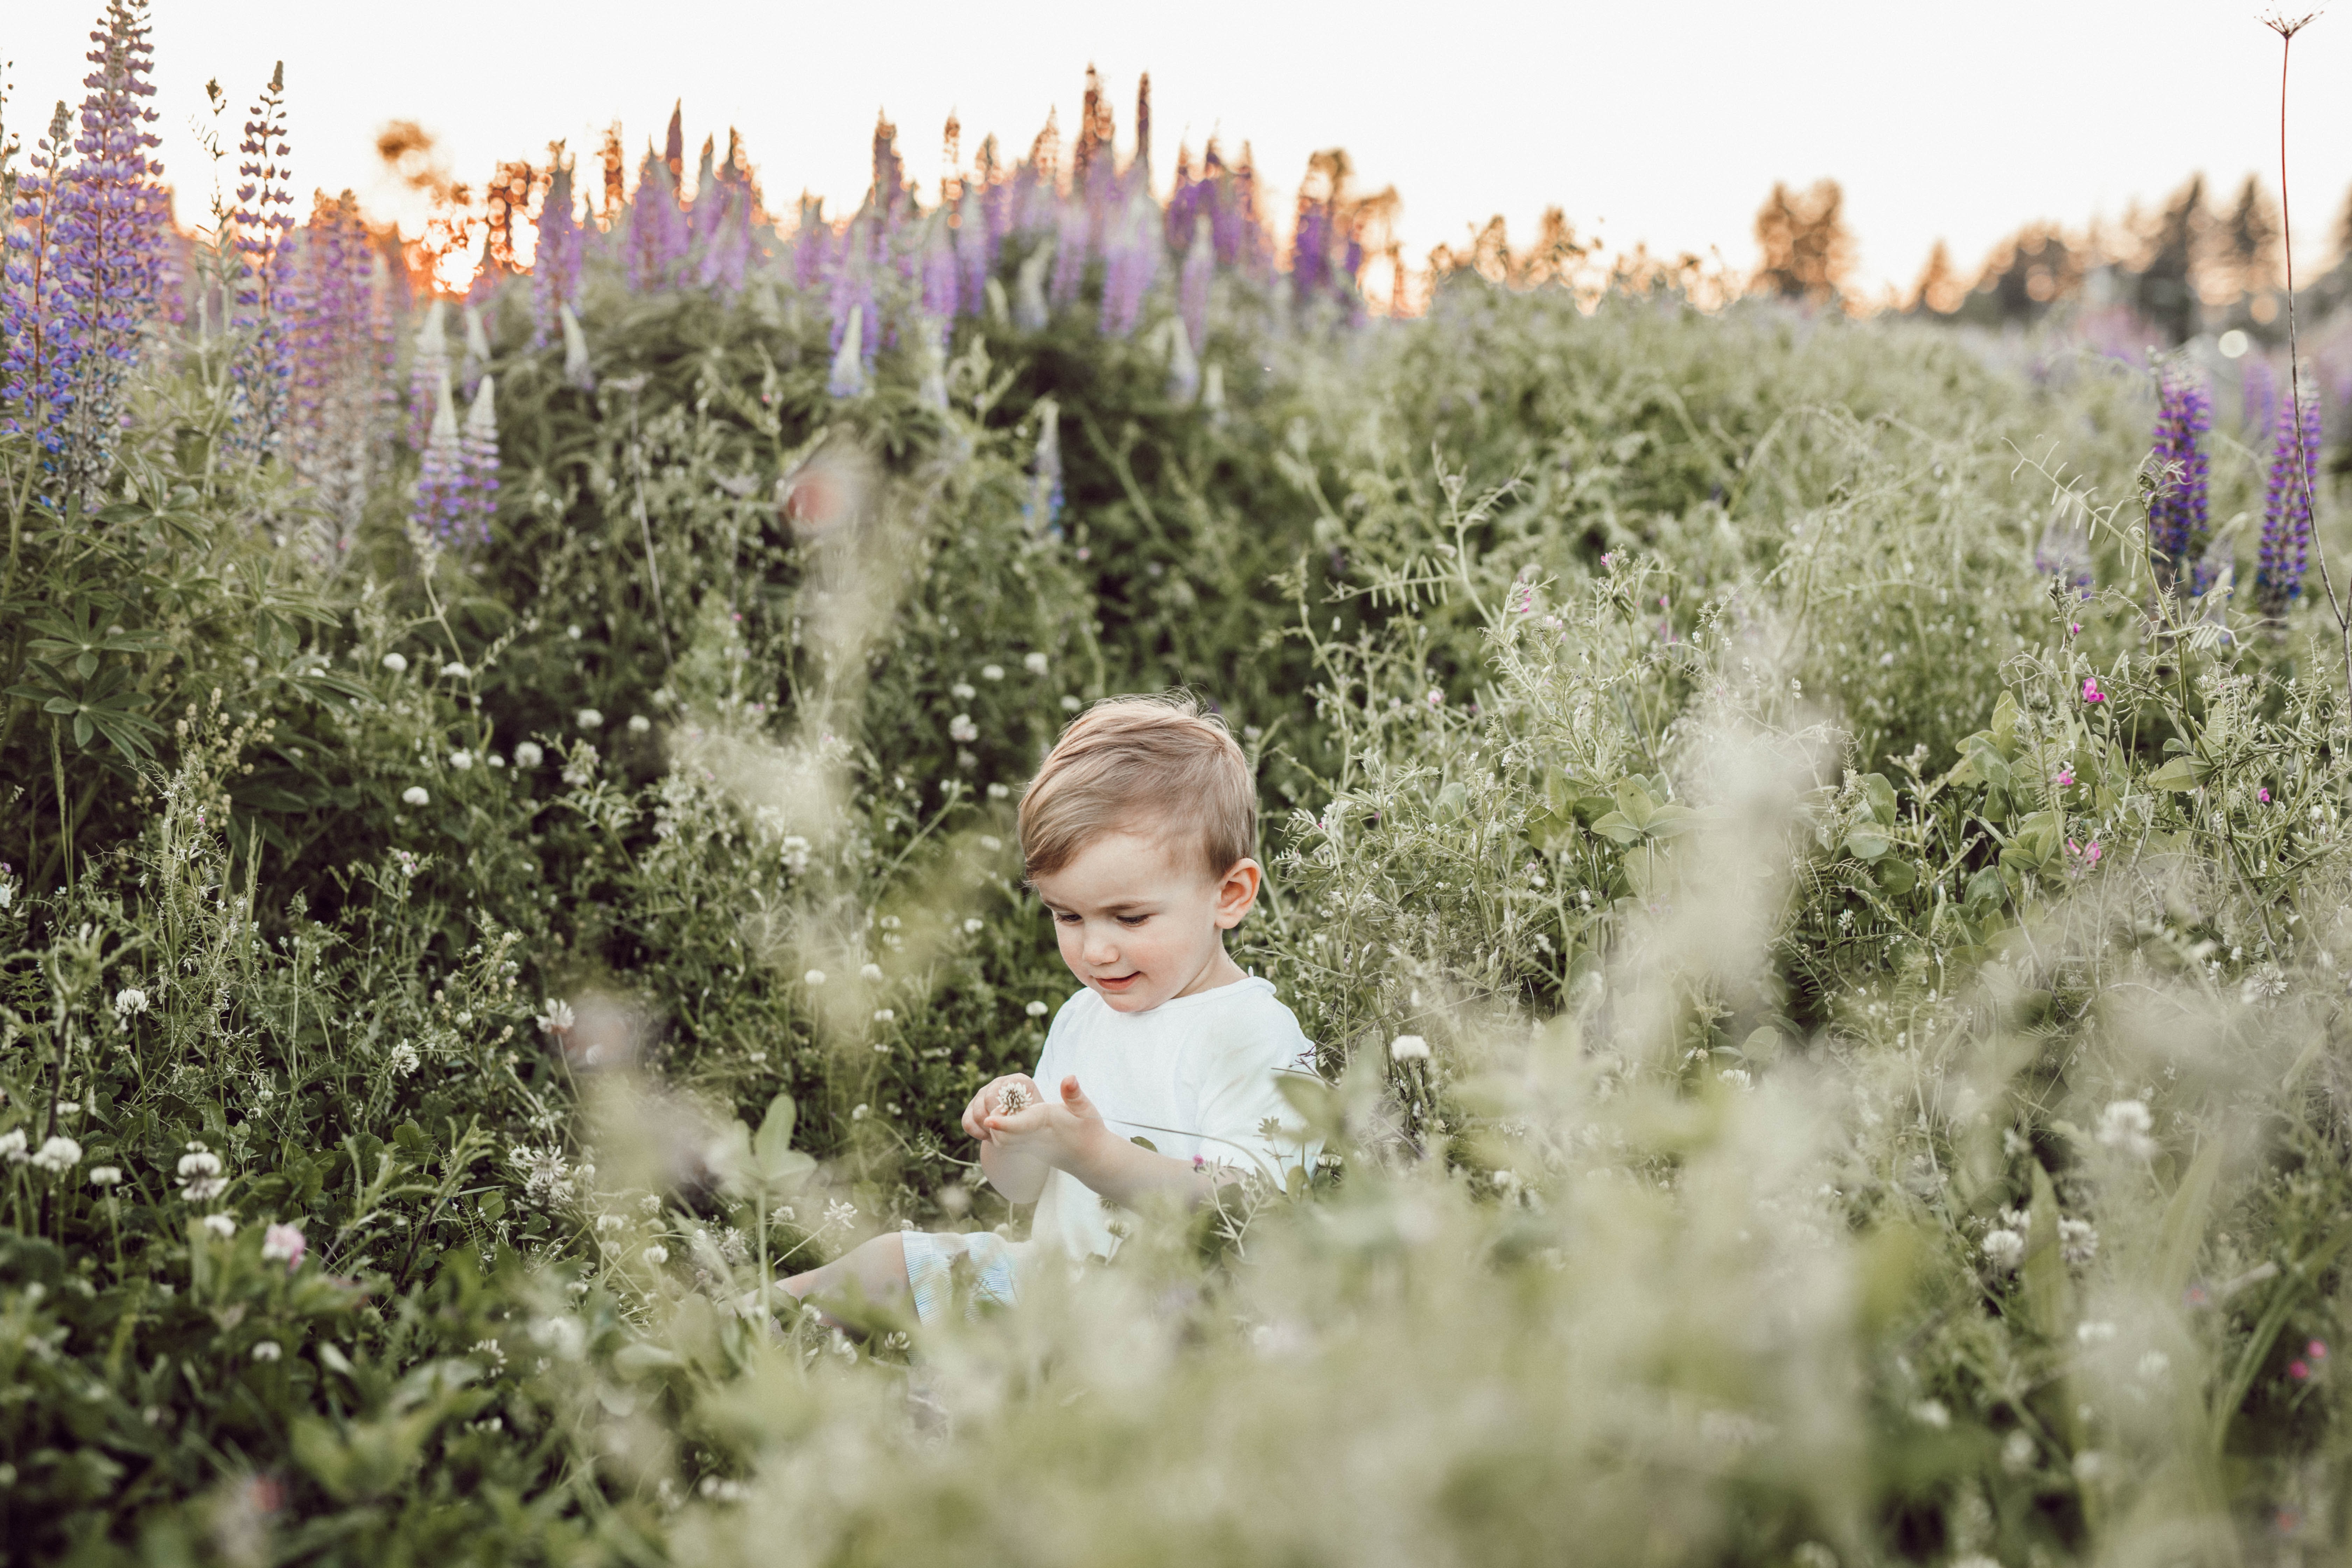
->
[1752,180,1854,306]
[2133,175,2208,344]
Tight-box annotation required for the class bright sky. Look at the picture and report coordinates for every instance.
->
[9,0,2348,297]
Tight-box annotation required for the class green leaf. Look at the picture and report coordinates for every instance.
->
[1876,857,1917,895]
[754,1093,816,1189]
[1861,772,1897,825]
[1588,810,1642,847]
[2147,757,2202,791]
[1843,829,1891,862]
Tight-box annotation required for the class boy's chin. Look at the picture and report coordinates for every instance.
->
[1091,980,1161,1012]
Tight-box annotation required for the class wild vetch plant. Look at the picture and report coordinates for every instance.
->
[10,6,2352,1564]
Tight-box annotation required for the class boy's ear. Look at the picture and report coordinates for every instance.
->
[1213,859,1262,929]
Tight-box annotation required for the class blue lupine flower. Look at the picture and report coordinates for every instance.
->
[2258,391,2323,619]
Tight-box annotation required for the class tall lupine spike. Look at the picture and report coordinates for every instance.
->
[626,149,690,292]
[2258,393,2322,619]
[458,373,499,544]
[1099,189,1156,338]
[289,189,388,558]
[460,301,490,397]
[1048,199,1088,308]
[1023,397,1063,537]
[956,185,990,316]
[792,195,833,292]
[921,215,959,333]
[1133,74,1152,185]
[412,366,464,540]
[1178,213,1212,357]
[826,304,866,398]
[532,160,583,348]
[51,0,170,496]
[225,60,295,461]
[2,101,77,455]
[663,100,684,186]
[559,301,595,392]
[695,184,754,295]
[871,113,905,219]
[406,299,449,451]
[2148,367,2213,584]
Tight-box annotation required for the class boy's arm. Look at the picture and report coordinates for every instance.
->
[964,1074,1051,1203]
[984,1075,1218,1211]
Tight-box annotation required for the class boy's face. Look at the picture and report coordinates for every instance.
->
[1031,830,1260,1014]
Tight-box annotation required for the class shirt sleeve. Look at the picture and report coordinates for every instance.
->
[1183,999,1322,1186]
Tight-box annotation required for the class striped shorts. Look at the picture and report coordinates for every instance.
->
[902,1230,1023,1326]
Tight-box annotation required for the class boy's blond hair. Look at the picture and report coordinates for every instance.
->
[1018,694,1255,881]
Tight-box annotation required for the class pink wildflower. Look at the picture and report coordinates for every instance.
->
[2260,788,2273,804]
[2082,677,2105,703]
[261,1222,307,1270]
[2056,770,2074,788]
[2291,1358,2313,1380]
[2311,1340,2330,1360]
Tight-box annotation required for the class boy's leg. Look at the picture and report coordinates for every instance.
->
[780,1231,909,1310]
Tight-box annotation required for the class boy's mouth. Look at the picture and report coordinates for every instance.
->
[1093,971,1142,993]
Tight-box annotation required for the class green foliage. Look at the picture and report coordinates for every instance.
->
[11,251,2352,1563]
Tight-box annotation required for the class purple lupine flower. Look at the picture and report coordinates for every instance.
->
[458,373,499,544]
[1,101,77,456]
[412,367,464,539]
[697,186,755,294]
[828,218,875,360]
[2258,391,2323,618]
[957,186,990,317]
[225,62,296,462]
[290,190,391,558]
[1048,200,1089,309]
[1098,192,1156,339]
[559,302,595,391]
[45,0,171,495]
[870,114,906,220]
[532,162,584,347]
[626,150,690,292]
[406,299,449,451]
[2148,368,2212,581]
[921,215,959,335]
[826,305,866,399]
[792,197,834,292]
[1178,212,1212,356]
[1164,143,1202,252]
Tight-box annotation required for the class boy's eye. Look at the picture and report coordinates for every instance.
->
[1054,911,1082,925]
[1116,914,1149,927]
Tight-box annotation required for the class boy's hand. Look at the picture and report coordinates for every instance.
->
[981,1074,1108,1173]
[961,1074,1044,1145]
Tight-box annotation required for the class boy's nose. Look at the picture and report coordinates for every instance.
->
[1082,929,1119,965]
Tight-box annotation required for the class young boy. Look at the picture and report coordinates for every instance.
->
[782,694,1318,1324]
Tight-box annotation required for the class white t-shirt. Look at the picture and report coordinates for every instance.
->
[1027,976,1321,1260]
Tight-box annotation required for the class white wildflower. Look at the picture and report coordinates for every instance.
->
[576,708,604,730]
[1717,1069,1752,1091]
[202,1213,237,1238]
[1910,1399,1950,1429]
[1026,1000,1050,1018]
[2097,1099,2156,1158]
[803,968,827,987]
[948,713,979,743]
[2137,1350,2171,1380]
[987,782,1010,799]
[2001,1429,2038,1473]
[642,1244,670,1267]
[2076,1320,2118,1344]
[562,743,599,786]
[1390,1034,1431,1062]
[2060,1216,2100,1266]
[251,1340,282,1362]
[1023,652,1050,675]
[388,1041,421,1076]
[824,1198,858,1230]
[1425,687,1444,708]
[566,623,583,640]
[628,715,652,734]
[30,1136,81,1173]
[113,986,149,1026]
[88,1166,122,1189]
[964,918,985,934]
[401,786,430,807]
[382,652,408,673]
[1060,694,1082,711]
[981,663,1004,681]
[486,753,505,768]
[860,963,884,982]
[0,1129,26,1164]
[951,682,977,701]
[1981,1228,2026,1270]
[536,998,577,1034]
[978,834,1002,851]
[440,662,469,678]
[780,834,812,874]
[513,741,544,768]
[873,1009,895,1023]
[449,750,474,770]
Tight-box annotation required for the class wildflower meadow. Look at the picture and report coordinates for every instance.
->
[13,5,2352,1564]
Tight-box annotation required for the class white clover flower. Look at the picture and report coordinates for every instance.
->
[449,749,474,771]
[849,1104,869,1121]
[561,744,599,786]
[1425,687,1445,708]
[987,782,1010,799]
[251,1340,282,1362]
[1390,1034,1431,1062]
[566,624,583,640]
[89,1166,122,1188]
[513,741,545,769]
[401,786,430,807]
[440,661,469,678]
[803,968,827,987]
[1717,1068,1752,1091]
[873,1008,895,1023]
[113,986,149,1026]
[30,1135,81,1173]
[382,652,409,673]
[951,682,977,701]
[0,1128,26,1164]
[1911,1399,1950,1429]
[202,1213,237,1238]
[389,1041,420,1076]
[536,998,577,1034]
[2059,1216,2100,1266]
[261,1222,307,1267]
[1025,1000,1050,1018]
[1060,694,1082,712]
[2076,1319,2118,1344]
[576,708,604,730]
[628,715,652,734]
[948,713,979,743]
[596,1212,624,1232]
[1024,652,1050,676]
[824,1198,858,1229]
[2097,1099,2156,1158]
[860,963,884,982]
[981,664,1004,681]
[978,834,1002,852]
[965,917,985,934]
[642,1244,670,1267]
[1981,1228,2026,1270]
[486,753,505,768]
[2138,1350,2172,1380]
